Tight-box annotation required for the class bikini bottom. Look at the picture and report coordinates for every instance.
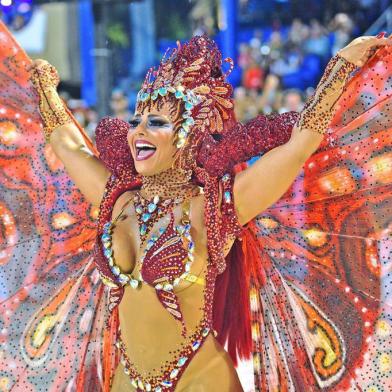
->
[114,320,211,392]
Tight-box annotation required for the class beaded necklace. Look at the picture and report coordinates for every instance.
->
[133,192,182,244]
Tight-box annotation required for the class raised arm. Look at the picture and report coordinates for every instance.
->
[29,60,110,207]
[233,35,392,225]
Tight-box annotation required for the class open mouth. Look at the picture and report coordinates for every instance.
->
[135,139,157,161]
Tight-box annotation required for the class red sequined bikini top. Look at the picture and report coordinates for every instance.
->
[99,194,203,335]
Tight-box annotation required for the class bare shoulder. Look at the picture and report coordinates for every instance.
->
[190,190,236,257]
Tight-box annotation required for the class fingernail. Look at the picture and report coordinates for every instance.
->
[377,31,386,38]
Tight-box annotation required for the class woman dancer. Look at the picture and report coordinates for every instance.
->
[1,27,391,391]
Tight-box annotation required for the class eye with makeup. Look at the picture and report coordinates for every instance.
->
[129,119,140,128]
[128,115,172,130]
[147,116,172,129]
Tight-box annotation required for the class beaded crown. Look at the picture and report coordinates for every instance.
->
[136,35,237,161]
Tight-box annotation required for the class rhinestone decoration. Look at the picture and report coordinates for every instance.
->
[101,221,139,288]
[94,36,251,391]
[136,85,201,148]
[133,192,182,244]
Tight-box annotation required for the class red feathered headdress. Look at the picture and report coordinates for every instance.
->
[96,34,295,179]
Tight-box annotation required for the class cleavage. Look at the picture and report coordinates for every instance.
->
[138,211,189,286]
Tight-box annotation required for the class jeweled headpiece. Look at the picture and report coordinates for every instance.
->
[136,35,237,169]
[97,35,295,180]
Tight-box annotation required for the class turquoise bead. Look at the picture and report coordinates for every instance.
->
[147,203,157,213]
[185,117,195,126]
[140,224,147,236]
[101,233,110,242]
[104,248,113,258]
[142,213,151,222]
[224,191,231,203]
[177,356,187,366]
[158,87,167,96]
[141,92,150,102]
[184,101,193,111]
[175,90,184,99]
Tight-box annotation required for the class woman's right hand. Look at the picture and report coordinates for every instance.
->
[28,59,60,94]
[27,62,110,207]
[26,59,72,142]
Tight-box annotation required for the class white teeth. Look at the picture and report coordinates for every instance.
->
[135,142,156,149]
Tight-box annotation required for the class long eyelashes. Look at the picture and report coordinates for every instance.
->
[149,120,171,128]
[128,119,173,130]
[129,120,140,128]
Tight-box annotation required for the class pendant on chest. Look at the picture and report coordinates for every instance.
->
[140,211,193,289]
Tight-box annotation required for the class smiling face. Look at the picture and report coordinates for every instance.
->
[128,98,182,176]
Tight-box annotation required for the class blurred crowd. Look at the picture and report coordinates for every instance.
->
[63,8,372,132]
[234,12,356,121]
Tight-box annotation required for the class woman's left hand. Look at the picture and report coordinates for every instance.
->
[338,34,392,67]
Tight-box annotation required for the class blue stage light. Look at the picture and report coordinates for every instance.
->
[1,1,34,28]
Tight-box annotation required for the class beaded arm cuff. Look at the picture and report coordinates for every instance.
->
[297,54,357,134]
[31,63,73,142]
